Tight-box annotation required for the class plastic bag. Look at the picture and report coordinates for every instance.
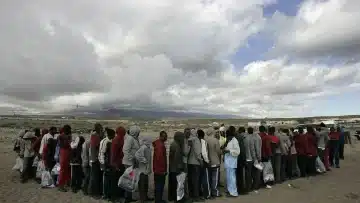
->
[12,157,23,172]
[254,160,263,171]
[36,160,45,179]
[51,163,60,176]
[118,166,140,192]
[262,160,274,183]
[41,170,55,188]
[315,156,326,173]
[176,172,187,201]
[32,156,39,167]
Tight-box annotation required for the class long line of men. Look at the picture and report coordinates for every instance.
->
[13,122,345,203]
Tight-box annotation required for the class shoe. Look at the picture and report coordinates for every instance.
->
[265,185,272,189]
[192,198,205,202]
[253,190,259,194]
[336,165,340,168]
[146,197,155,201]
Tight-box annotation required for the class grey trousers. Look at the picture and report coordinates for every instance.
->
[208,167,220,197]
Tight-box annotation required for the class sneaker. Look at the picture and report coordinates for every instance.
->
[265,185,272,189]
[336,165,340,168]
[253,190,259,194]
[58,187,68,192]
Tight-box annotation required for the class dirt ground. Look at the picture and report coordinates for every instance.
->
[1,128,360,203]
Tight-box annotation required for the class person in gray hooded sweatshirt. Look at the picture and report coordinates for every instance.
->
[135,136,153,203]
[315,123,329,165]
[187,128,203,202]
[279,129,291,182]
[122,125,140,203]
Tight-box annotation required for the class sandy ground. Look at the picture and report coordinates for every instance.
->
[1,128,360,203]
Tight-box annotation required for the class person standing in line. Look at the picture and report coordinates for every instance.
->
[19,131,37,183]
[268,127,281,183]
[70,135,85,193]
[242,127,256,193]
[122,125,141,203]
[305,127,318,176]
[205,128,222,198]
[89,123,104,198]
[198,129,211,200]
[294,127,309,177]
[187,128,203,202]
[235,127,246,194]
[153,131,168,203]
[259,125,273,188]
[315,123,329,169]
[279,129,291,182]
[252,127,262,193]
[135,136,154,203]
[168,132,185,202]
[81,137,91,195]
[58,125,72,192]
[223,126,240,197]
[329,127,340,168]
[111,126,126,202]
[338,126,345,160]
[99,128,115,201]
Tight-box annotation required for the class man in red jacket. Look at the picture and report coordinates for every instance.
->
[294,127,309,177]
[305,127,318,176]
[329,127,340,168]
[111,126,126,202]
[153,131,168,203]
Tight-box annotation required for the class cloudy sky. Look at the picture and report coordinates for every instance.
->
[1,0,360,118]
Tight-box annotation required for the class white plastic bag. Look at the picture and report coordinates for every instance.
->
[315,156,326,173]
[254,160,263,171]
[51,163,60,176]
[36,160,45,179]
[176,172,187,201]
[118,166,141,192]
[41,170,55,188]
[32,156,39,167]
[12,157,23,172]
[262,160,274,183]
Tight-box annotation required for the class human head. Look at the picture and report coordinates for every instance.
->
[307,126,314,133]
[49,126,57,135]
[159,130,167,142]
[228,126,236,136]
[63,124,72,135]
[320,122,326,128]
[197,129,205,139]
[184,128,191,139]
[330,127,335,132]
[94,123,103,134]
[140,136,153,147]
[105,128,115,139]
[129,125,141,138]
[298,127,304,134]
[116,126,126,137]
[41,128,49,136]
[259,125,266,133]
[238,126,246,134]
[336,126,341,132]
[34,128,41,137]
[212,122,220,130]
[173,132,185,148]
[247,127,254,134]
[268,126,276,135]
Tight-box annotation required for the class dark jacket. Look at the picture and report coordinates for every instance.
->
[235,133,246,164]
[306,133,318,156]
[70,136,85,165]
[153,139,167,174]
[169,132,184,173]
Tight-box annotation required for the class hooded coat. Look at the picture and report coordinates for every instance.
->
[111,127,126,169]
[135,136,152,175]
[187,130,202,165]
[205,128,221,167]
[169,132,185,173]
[122,125,140,166]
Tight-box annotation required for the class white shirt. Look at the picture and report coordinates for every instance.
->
[39,133,54,155]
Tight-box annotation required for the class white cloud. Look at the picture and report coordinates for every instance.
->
[1,0,360,118]
[271,0,360,61]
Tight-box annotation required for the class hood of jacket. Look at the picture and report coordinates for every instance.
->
[116,126,126,137]
[128,125,140,138]
[140,136,152,147]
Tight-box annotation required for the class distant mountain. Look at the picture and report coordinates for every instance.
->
[67,107,240,119]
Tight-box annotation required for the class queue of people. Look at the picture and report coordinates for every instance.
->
[12,122,346,203]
